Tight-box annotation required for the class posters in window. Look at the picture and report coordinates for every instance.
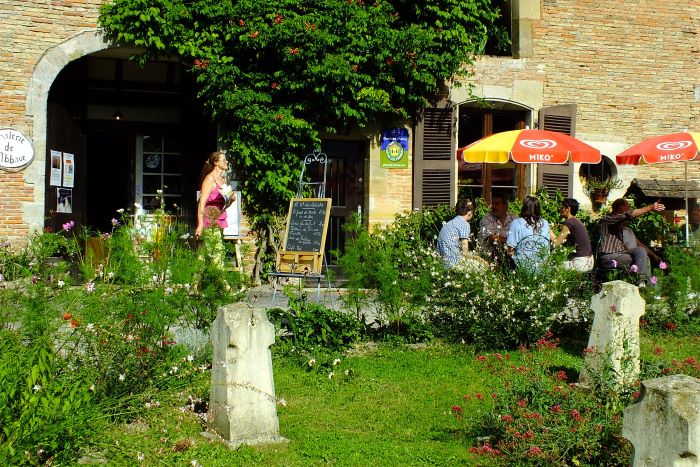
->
[62,152,74,188]
[56,188,72,213]
[50,150,62,186]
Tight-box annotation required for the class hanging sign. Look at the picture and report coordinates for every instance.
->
[0,128,34,171]
[380,128,409,169]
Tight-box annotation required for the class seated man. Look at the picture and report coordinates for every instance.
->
[551,198,594,272]
[437,199,477,269]
[598,198,665,283]
[478,193,517,262]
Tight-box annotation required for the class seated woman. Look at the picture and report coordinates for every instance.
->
[550,198,594,272]
[506,195,551,272]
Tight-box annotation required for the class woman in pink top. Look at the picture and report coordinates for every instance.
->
[195,151,235,290]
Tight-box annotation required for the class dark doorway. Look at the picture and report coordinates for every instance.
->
[86,132,131,232]
[317,140,365,262]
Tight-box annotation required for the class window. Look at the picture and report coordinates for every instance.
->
[457,103,529,203]
[135,134,182,213]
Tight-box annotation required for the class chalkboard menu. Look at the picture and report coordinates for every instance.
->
[283,198,332,253]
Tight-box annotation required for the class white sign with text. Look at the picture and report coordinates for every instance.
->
[0,129,34,171]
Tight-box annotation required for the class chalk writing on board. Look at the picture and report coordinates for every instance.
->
[284,199,330,252]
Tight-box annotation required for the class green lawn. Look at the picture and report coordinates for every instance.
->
[92,333,697,466]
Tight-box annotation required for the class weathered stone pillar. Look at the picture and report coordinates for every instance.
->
[622,375,700,466]
[205,302,287,448]
[579,281,645,388]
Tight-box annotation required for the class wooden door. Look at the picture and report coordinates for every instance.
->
[317,140,365,261]
[45,102,87,232]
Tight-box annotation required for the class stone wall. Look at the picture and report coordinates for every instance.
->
[0,1,103,241]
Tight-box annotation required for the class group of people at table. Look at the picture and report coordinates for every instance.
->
[435,193,688,287]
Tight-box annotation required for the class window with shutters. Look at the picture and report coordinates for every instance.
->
[537,104,577,197]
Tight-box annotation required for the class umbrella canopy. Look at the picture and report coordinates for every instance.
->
[615,131,700,165]
[615,131,700,246]
[457,129,601,164]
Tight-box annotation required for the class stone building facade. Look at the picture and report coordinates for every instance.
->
[1,0,699,247]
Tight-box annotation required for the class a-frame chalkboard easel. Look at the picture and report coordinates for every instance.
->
[270,152,333,304]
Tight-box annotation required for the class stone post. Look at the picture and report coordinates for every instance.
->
[579,281,645,388]
[205,302,287,448]
[622,375,700,466]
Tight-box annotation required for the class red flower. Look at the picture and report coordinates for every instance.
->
[633,391,641,399]
[271,82,278,89]
[44,226,54,233]
[501,414,514,423]
[640,318,648,327]
[451,405,462,414]
[385,57,395,66]
[193,58,209,70]
[665,322,677,331]
[653,346,664,356]
[522,430,535,439]
[238,19,245,26]
[63,312,72,320]
[475,355,487,362]
[474,393,484,400]
[70,318,80,328]
[583,346,596,355]
[351,64,359,73]
[289,47,300,55]
[554,370,567,381]
[517,399,527,408]
[684,357,697,365]
[274,13,283,24]
[248,31,259,38]
[549,404,563,414]
[275,114,283,121]
[527,446,542,456]
[570,409,583,421]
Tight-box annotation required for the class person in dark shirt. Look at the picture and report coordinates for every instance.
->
[598,198,665,283]
[551,198,593,271]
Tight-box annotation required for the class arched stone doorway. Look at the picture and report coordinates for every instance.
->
[26,30,216,233]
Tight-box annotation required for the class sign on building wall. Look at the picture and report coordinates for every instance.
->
[0,128,34,171]
[380,128,409,169]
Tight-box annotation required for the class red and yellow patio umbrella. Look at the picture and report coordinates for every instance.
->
[616,131,700,245]
[457,129,601,164]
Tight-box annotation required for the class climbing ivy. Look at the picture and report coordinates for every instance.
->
[99,0,505,223]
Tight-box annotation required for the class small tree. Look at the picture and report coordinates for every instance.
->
[99,0,507,278]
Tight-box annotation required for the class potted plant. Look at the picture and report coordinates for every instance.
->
[586,176,624,203]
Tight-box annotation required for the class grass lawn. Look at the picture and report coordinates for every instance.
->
[92,332,698,466]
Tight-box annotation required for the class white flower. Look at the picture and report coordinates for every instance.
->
[180,233,191,240]
[307,358,316,367]
[277,398,287,407]
[186,354,194,362]
[136,452,144,461]
[118,374,126,382]
[156,189,163,195]
[89,384,95,391]
[333,358,341,366]
[107,272,115,279]
[328,372,334,379]
[190,460,202,467]
[134,203,142,209]
[165,287,174,294]
[85,281,95,293]
[170,366,179,374]
[57,279,65,288]
[126,334,134,342]
[32,384,41,392]
[152,275,159,283]
[86,323,94,331]
[117,208,125,214]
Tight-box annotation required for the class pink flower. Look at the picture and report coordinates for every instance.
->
[528,446,542,456]
[650,276,658,285]
[659,261,667,270]
[62,220,75,231]
[111,218,120,226]
[630,264,639,273]
[611,259,618,268]
[451,405,463,414]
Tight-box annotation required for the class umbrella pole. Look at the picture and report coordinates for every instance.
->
[685,160,689,247]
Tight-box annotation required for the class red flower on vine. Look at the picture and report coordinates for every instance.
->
[271,82,278,89]
[238,19,245,26]
[385,57,395,66]
[289,47,300,55]
[274,13,283,24]
[248,31,259,38]
[275,114,283,121]
[194,59,209,70]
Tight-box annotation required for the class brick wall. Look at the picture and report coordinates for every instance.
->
[0,0,102,242]
[462,0,700,185]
